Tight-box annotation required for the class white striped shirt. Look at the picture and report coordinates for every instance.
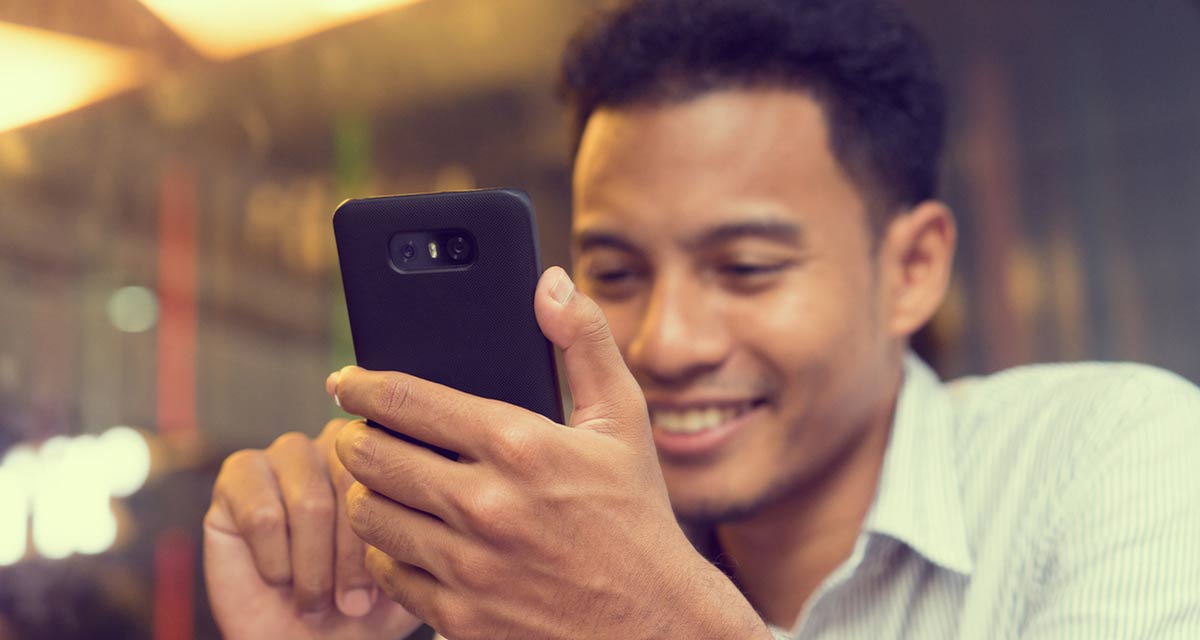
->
[769,354,1200,639]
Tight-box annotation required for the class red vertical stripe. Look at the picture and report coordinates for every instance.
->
[153,528,195,640]
[154,160,197,639]
[156,160,198,445]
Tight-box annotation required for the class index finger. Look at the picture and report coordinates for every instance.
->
[330,366,522,459]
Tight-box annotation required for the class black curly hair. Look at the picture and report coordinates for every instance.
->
[559,0,947,228]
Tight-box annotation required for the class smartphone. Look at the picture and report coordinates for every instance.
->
[332,188,564,459]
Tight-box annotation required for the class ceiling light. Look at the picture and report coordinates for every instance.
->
[0,22,154,133]
[138,0,427,60]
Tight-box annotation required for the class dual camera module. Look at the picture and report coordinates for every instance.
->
[389,230,476,272]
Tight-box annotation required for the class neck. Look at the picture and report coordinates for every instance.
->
[714,381,900,628]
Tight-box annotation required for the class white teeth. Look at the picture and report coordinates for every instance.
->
[652,403,755,434]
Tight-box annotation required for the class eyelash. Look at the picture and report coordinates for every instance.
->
[591,269,637,282]
[718,262,788,276]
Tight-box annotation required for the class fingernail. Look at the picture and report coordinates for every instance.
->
[326,371,342,407]
[339,588,373,617]
[549,268,575,305]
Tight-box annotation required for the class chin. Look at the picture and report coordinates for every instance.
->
[664,457,809,526]
[666,478,778,525]
[672,494,770,526]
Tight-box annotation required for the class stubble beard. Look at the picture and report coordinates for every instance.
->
[670,418,870,528]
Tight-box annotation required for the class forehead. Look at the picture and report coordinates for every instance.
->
[571,88,869,241]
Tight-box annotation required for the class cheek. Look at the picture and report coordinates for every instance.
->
[725,270,861,360]
[593,298,640,358]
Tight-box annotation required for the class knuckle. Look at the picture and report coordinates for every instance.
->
[380,451,430,494]
[464,485,514,541]
[337,425,377,471]
[217,448,261,477]
[448,548,493,591]
[268,431,311,453]
[345,484,383,541]
[578,302,613,346]
[241,503,285,536]
[201,503,224,531]
[490,423,540,466]
[377,373,414,419]
[253,554,292,586]
[292,493,334,521]
[320,418,348,438]
[294,576,334,611]
[261,565,292,586]
[345,483,369,522]
[445,488,473,522]
[316,418,349,450]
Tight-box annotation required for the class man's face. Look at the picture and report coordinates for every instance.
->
[572,88,900,522]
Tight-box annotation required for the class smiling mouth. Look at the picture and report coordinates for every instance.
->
[649,399,768,434]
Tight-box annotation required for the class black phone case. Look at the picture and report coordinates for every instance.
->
[333,189,564,458]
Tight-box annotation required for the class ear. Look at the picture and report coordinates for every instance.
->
[877,201,957,338]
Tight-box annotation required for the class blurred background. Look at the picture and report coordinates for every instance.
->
[0,0,1196,638]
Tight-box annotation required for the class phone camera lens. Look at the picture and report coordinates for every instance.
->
[400,242,417,261]
[447,236,471,261]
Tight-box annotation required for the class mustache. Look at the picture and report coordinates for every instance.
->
[632,372,776,399]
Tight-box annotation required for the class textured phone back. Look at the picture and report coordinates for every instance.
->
[333,189,564,430]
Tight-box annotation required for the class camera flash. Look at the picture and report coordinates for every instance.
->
[428,242,439,259]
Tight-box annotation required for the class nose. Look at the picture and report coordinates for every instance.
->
[625,272,731,386]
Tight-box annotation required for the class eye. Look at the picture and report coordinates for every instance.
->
[579,254,648,301]
[718,262,789,277]
[590,268,637,283]
[712,257,794,294]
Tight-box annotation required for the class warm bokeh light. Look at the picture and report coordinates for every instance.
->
[137,0,428,60]
[0,428,152,563]
[0,467,28,566]
[99,427,153,498]
[0,22,153,133]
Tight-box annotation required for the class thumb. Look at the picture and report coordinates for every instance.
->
[534,266,649,438]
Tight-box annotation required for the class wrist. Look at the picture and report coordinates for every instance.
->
[658,548,772,639]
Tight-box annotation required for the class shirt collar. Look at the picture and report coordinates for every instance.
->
[862,352,974,576]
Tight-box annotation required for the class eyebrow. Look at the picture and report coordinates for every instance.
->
[685,221,804,251]
[573,229,640,254]
[573,219,805,255]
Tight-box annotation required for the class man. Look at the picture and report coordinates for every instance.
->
[204,0,1200,638]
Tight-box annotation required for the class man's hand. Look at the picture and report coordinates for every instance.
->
[330,267,770,640]
[203,419,423,640]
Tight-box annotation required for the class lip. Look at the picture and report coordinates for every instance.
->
[649,400,766,460]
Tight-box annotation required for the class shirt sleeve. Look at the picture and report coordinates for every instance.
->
[1021,368,1200,639]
